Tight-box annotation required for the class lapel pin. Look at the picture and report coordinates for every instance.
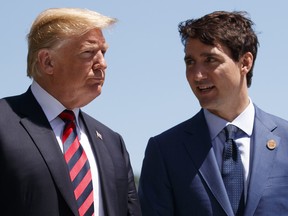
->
[266,139,276,150]
[96,130,103,140]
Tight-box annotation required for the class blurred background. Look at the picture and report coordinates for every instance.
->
[1,0,287,177]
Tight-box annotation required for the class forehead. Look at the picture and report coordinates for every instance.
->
[82,28,105,42]
[184,38,231,57]
[60,28,108,50]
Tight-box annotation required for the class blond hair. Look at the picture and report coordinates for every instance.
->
[27,8,117,78]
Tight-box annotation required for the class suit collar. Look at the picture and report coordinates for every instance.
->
[80,112,118,216]
[16,88,122,216]
[203,100,255,139]
[185,106,281,215]
[183,106,280,216]
[244,106,279,215]
[19,88,79,215]
[183,110,234,215]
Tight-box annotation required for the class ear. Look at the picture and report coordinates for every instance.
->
[37,49,54,75]
[240,52,253,75]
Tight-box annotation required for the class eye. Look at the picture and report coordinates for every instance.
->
[101,49,106,56]
[80,50,95,59]
[184,57,195,66]
[205,56,216,63]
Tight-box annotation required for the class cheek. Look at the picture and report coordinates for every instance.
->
[186,72,192,85]
[186,68,193,80]
[186,75,196,91]
[186,68,197,83]
[54,69,82,87]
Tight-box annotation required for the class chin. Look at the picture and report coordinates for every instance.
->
[80,95,100,107]
[91,91,101,100]
[89,84,102,93]
[199,101,213,110]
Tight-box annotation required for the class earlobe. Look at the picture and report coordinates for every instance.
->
[241,52,253,74]
[38,49,54,75]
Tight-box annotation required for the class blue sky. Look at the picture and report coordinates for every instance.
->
[1,0,287,175]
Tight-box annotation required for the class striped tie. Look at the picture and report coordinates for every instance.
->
[59,110,94,216]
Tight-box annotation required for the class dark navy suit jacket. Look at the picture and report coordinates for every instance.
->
[139,106,288,216]
[0,88,141,216]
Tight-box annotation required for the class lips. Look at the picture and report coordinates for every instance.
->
[93,78,104,84]
[198,85,214,91]
[88,77,104,86]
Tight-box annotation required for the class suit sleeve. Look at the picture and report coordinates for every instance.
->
[138,137,174,216]
[120,135,142,216]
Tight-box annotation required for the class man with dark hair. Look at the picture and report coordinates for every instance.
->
[139,11,288,216]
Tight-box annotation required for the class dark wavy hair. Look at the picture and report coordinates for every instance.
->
[178,11,259,87]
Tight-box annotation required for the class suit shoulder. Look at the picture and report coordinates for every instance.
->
[0,94,26,119]
[255,106,288,136]
[0,88,34,114]
[255,106,288,125]
[0,94,21,107]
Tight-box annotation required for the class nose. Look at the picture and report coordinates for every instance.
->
[93,51,107,71]
[186,65,207,81]
[194,70,207,81]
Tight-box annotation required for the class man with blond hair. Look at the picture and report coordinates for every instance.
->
[0,8,141,216]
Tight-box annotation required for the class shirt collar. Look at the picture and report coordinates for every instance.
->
[30,80,80,124]
[204,98,255,140]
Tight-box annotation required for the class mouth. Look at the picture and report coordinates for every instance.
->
[197,85,214,92]
[91,78,104,85]
[88,76,104,86]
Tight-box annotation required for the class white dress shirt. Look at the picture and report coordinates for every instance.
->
[203,99,255,201]
[31,80,103,216]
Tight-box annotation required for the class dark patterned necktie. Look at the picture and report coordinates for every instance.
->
[222,124,244,216]
[59,110,94,216]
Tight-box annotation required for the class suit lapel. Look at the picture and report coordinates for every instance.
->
[199,149,233,215]
[19,89,79,215]
[183,110,234,215]
[244,107,279,215]
[81,112,118,216]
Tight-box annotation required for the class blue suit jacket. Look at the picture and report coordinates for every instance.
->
[0,88,141,216]
[139,106,288,216]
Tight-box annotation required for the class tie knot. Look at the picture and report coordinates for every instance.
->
[59,109,75,122]
[224,124,238,141]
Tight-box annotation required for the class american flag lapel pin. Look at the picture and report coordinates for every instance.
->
[96,130,103,140]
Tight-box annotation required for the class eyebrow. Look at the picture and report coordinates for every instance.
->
[185,52,218,59]
[81,41,109,50]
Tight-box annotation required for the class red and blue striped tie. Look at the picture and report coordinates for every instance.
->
[59,110,94,216]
